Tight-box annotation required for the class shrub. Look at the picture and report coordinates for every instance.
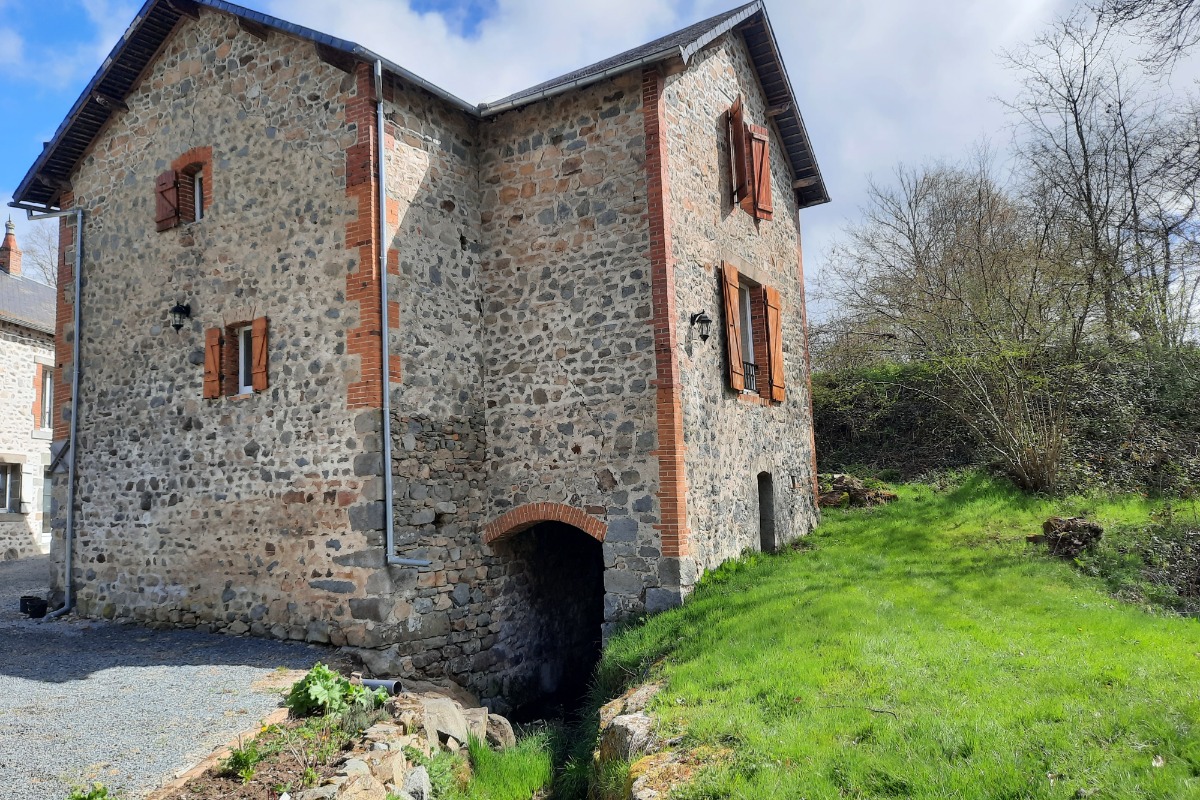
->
[285,663,387,718]
[65,786,109,800]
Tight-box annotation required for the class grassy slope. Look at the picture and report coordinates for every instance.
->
[599,474,1200,799]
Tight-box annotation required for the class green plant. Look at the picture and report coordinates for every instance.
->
[65,786,110,800]
[220,739,262,784]
[285,663,387,717]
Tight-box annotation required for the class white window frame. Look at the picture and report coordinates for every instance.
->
[0,464,21,514]
[739,283,755,367]
[238,325,254,395]
[194,173,205,221]
[39,367,53,430]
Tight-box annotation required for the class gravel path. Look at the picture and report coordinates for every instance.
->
[0,557,326,800]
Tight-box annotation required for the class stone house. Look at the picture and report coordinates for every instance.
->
[11,0,828,712]
[0,219,56,559]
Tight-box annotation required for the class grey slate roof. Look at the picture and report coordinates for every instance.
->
[481,3,759,111]
[11,0,827,211]
[0,272,55,335]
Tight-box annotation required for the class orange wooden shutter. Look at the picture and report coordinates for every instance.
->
[729,96,751,207]
[203,327,221,399]
[251,317,269,392]
[156,171,180,231]
[721,263,745,392]
[765,286,785,402]
[748,124,773,220]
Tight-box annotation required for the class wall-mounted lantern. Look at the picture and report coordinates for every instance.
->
[169,302,192,332]
[690,311,713,343]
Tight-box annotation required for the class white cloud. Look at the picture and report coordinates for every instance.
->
[266,0,681,103]
[0,27,25,67]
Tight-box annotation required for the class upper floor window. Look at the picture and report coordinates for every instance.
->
[156,146,213,231]
[237,325,254,395]
[727,95,774,222]
[203,317,270,400]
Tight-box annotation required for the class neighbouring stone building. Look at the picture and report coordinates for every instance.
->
[11,0,828,713]
[0,219,56,559]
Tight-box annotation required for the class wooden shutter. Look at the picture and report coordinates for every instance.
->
[765,286,785,402]
[251,317,269,392]
[203,327,221,399]
[748,124,773,221]
[721,263,745,392]
[156,170,180,231]
[729,96,751,207]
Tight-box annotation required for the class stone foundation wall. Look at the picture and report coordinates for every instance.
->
[662,33,820,574]
[0,320,53,559]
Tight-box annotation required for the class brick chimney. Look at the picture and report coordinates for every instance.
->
[0,217,21,277]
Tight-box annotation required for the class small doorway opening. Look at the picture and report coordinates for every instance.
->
[494,521,605,722]
[758,472,776,553]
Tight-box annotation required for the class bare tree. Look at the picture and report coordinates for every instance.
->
[1005,13,1200,347]
[1094,0,1200,68]
[824,153,1086,491]
[17,220,59,287]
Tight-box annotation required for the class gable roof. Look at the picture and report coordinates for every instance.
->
[11,0,827,211]
[0,271,55,335]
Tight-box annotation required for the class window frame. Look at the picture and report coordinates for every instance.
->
[237,325,254,395]
[39,367,53,430]
[194,172,205,221]
[0,464,22,514]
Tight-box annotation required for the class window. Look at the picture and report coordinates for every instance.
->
[238,325,254,395]
[204,317,269,400]
[39,367,52,430]
[727,95,774,221]
[158,147,213,231]
[720,262,786,401]
[0,465,22,514]
[739,283,757,394]
[194,173,205,221]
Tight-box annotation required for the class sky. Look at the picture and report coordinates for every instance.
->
[0,0,1083,312]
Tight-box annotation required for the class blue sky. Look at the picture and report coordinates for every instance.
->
[0,0,1081,305]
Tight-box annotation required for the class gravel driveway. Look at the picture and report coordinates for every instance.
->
[0,557,325,800]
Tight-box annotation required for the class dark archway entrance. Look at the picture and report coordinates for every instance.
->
[758,472,776,553]
[493,520,605,721]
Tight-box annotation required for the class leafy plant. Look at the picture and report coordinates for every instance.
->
[220,739,262,784]
[285,663,387,717]
[65,786,110,800]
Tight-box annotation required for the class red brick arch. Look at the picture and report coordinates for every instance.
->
[483,502,607,546]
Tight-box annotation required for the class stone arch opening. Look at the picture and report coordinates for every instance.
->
[490,517,605,721]
[758,471,777,553]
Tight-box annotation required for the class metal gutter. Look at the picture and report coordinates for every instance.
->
[372,61,431,570]
[479,46,681,118]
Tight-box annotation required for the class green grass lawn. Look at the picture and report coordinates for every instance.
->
[593,474,1200,799]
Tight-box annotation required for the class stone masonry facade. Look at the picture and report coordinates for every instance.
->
[33,3,823,712]
[0,318,54,559]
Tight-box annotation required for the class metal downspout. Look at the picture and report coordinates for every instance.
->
[373,60,431,569]
[12,205,83,617]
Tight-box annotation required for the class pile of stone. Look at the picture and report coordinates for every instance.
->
[817,474,898,509]
[1027,516,1104,559]
[295,687,515,800]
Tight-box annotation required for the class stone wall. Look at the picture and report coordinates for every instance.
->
[477,72,668,634]
[0,320,53,559]
[661,33,820,575]
[48,10,385,638]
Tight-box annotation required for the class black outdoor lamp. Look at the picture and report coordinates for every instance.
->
[690,311,713,342]
[169,302,192,332]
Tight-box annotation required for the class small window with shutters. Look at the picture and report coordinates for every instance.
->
[726,97,774,222]
[720,263,786,402]
[204,317,268,399]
